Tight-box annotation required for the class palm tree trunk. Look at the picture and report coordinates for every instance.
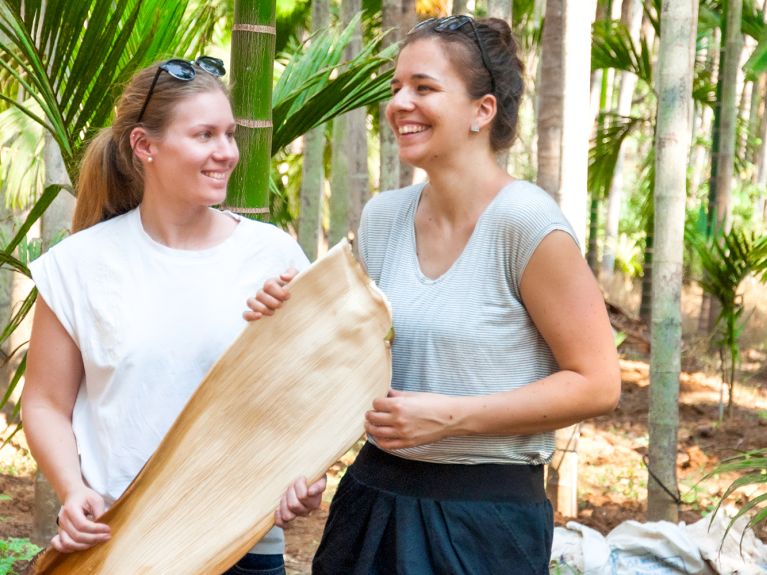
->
[488,0,512,22]
[228,0,276,218]
[712,0,742,235]
[452,0,470,15]
[757,76,767,219]
[398,0,417,188]
[537,0,595,517]
[488,0,513,170]
[380,0,402,192]
[706,0,742,332]
[298,0,330,259]
[647,0,696,523]
[330,0,369,246]
[602,0,642,277]
[639,211,653,323]
[755,0,767,215]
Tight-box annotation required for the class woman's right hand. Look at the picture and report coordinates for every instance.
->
[52,486,111,553]
[243,268,298,321]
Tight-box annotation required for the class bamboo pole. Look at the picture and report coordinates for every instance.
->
[227,0,276,219]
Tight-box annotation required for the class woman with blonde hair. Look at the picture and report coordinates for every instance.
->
[22,57,324,575]
[252,16,620,574]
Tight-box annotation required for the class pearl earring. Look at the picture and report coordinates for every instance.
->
[470,122,480,134]
[147,156,153,163]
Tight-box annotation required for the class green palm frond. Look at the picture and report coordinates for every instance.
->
[0,0,222,173]
[272,17,360,109]
[692,62,717,108]
[271,19,396,154]
[702,449,767,546]
[591,19,653,88]
[745,26,767,76]
[588,113,646,201]
[700,0,765,39]
[687,225,767,368]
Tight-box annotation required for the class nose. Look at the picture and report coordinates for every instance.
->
[387,87,415,114]
[213,136,239,165]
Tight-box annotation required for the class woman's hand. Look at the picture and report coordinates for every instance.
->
[274,475,327,528]
[243,268,298,321]
[51,486,111,553]
[364,389,461,450]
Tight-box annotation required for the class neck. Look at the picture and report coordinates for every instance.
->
[138,193,232,250]
[420,149,512,224]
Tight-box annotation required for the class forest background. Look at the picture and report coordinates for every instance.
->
[0,0,766,573]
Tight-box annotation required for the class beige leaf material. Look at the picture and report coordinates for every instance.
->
[30,239,392,575]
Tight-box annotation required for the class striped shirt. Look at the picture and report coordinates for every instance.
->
[358,180,578,465]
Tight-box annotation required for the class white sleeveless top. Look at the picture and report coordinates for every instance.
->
[30,208,309,553]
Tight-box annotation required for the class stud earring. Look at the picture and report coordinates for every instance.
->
[147,156,153,163]
[470,122,480,134]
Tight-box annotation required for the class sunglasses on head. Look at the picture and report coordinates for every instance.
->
[136,56,226,123]
[412,15,496,93]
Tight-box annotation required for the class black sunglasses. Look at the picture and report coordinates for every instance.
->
[412,16,496,93]
[136,56,226,123]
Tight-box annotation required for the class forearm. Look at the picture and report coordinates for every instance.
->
[449,370,619,437]
[23,404,86,502]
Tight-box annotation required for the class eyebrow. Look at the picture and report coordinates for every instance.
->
[390,72,441,85]
[190,123,236,130]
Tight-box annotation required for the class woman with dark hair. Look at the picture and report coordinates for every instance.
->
[252,16,620,575]
[22,57,324,575]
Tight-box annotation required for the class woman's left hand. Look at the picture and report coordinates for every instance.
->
[274,475,327,528]
[364,389,460,449]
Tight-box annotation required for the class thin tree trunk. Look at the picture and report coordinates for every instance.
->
[712,0,742,234]
[488,0,513,170]
[330,118,350,246]
[587,55,616,274]
[537,0,595,517]
[755,5,767,220]
[330,0,369,246]
[707,0,742,332]
[647,0,696,523]
[298,0,329,260]
[748,74,764,183]
[488,0,512,22]
[380,0,401,193]
[398,0,417,188]
[689,103,713,203]
[757,76,767,219]
[640,211,653,323]
[452,0,469,15]
[602,0,642,277]
[537,0,564,210]
[227,0,276,217]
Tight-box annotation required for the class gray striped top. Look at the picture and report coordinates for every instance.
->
[358,180,578,465]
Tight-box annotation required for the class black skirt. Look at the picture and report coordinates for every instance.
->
[312,443,553,575]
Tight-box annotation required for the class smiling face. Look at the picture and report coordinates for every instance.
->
[145,89,239,209]
[385,38,480,169]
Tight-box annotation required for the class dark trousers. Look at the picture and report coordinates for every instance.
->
[313,443,553,575]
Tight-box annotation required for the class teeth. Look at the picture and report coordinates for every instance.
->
[398,125,427,135]
[202,171,227,181]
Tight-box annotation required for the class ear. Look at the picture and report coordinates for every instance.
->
[130,127,156,163]
[474,93,497,131]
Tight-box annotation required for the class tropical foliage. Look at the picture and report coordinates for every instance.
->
[688,224,767,419]
[0,1,394,430]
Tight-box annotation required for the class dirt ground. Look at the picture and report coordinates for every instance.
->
[1,300,766,573]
